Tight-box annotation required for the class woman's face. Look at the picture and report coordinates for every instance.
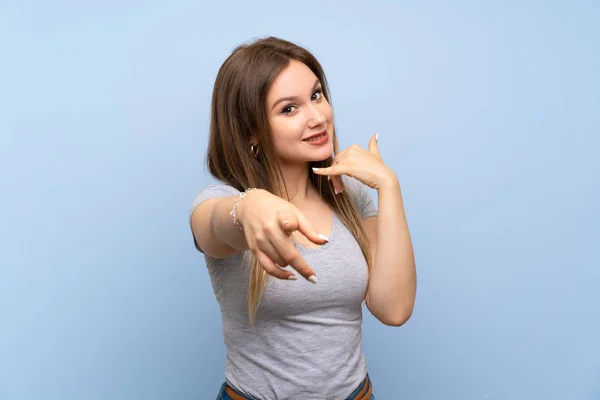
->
[265,60,334,166]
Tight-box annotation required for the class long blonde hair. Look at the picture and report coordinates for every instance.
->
[206,36,372,324]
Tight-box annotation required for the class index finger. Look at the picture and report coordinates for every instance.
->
[279,244,318,284]
[294,210,330,245]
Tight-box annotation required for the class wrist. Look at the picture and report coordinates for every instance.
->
[376,171,400,192]
[231,188,258,230]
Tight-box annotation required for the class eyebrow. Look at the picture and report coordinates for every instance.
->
[270,79,321,111]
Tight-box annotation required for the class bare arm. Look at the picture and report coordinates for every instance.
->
[364,177,416,326]
[190,195,250,259]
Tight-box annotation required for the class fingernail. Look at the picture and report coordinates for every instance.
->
[308,275,318,284]
[317,233,329,242]
[327,176,331,181]
[312,167,320,171]
[288,274,298,280]
[376,133,379,142]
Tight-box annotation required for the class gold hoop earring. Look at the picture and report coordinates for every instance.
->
[250,144,260,158]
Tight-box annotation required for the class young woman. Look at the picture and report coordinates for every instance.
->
[189,36,416,400]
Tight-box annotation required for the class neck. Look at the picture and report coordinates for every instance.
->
[279,162,315,206]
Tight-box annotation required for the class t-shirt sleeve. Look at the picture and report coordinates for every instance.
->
[342,176,378,220]
[188,184,241,253]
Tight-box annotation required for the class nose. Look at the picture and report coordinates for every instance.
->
[307,104,326,128]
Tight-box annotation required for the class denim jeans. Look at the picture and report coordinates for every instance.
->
[216,375,375,399]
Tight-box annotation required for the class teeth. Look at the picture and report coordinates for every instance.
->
[306,133,325,141]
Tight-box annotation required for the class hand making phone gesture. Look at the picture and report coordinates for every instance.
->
[312,134,397,194]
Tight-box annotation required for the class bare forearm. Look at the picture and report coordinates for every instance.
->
[211,196,250,252]
[368,178,417,325]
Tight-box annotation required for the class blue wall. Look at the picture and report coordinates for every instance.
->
[1,1,599,399]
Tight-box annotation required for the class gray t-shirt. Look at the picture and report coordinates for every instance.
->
[189,176,378,399]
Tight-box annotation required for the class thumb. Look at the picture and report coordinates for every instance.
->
[295,209,330,245]
[368,133,381,158]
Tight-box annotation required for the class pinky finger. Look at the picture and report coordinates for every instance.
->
[253,249,297,280]
[331,175,344,194]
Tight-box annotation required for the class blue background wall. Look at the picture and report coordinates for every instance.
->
[1,1,599,399]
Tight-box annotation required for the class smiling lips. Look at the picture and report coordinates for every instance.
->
[303,130,328,144]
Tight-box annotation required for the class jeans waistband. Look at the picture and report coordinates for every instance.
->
[219,374,372,400]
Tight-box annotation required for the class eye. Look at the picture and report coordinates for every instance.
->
[312,88,323,101]
[282,105,297,114]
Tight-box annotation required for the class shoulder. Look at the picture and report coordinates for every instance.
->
[341,176,378,220]
[341,175,370,205]
[341,175,365,195]
[197,183,241,197]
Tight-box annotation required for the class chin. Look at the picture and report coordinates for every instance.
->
[308,145,334,163]
[280,142,333,165]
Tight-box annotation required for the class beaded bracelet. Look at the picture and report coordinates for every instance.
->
[230,188,256,231]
